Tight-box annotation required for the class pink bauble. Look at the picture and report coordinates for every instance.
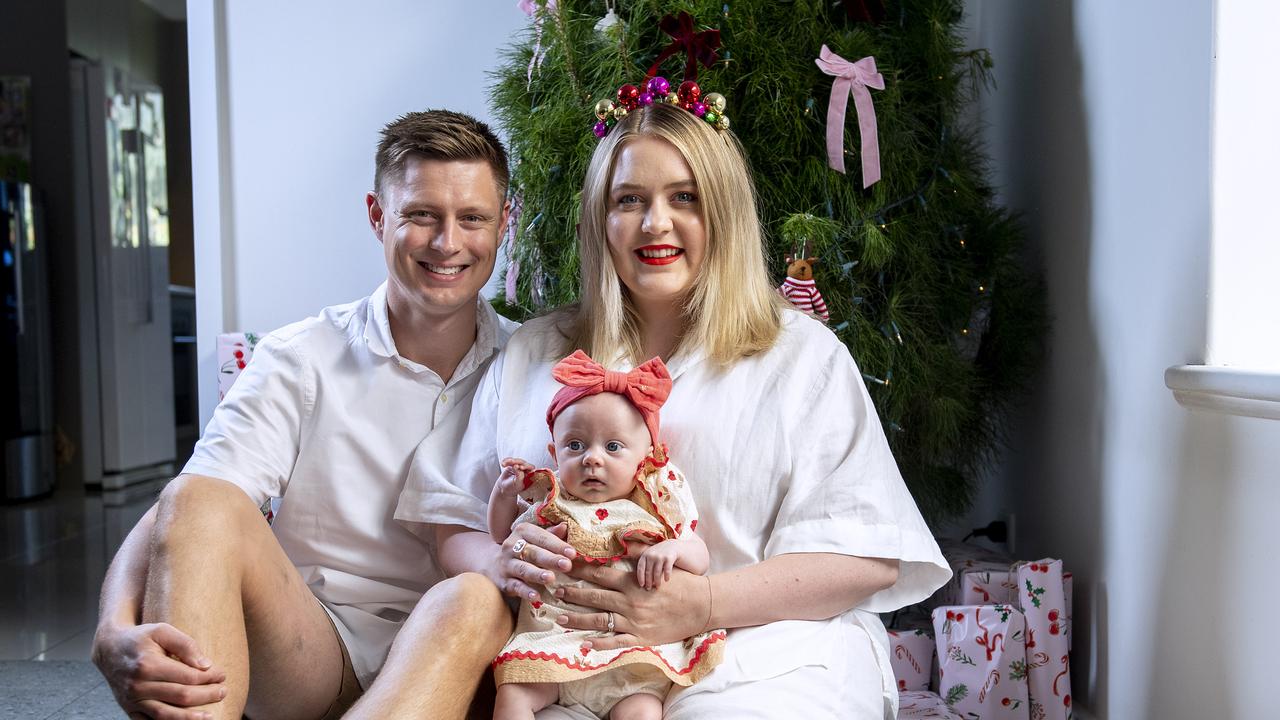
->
[593,121,609,138]
[638,91,655,106]
[692,101,707,117]
[646,76,671,96]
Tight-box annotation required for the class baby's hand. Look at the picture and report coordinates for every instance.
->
[636,540,680,590]
[497,457,535,500]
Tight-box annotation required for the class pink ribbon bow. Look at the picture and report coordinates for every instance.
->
[546,350,672,445]
[815,46,885,187]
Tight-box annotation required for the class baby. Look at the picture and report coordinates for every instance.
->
[487,350,725,720]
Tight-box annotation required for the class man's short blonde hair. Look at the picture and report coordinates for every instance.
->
[569,102,785,366]
[374,110,509,197]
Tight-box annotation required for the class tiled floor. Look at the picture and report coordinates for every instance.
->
[1,478,166,719]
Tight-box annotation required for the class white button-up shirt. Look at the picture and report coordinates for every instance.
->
[183,283,517,688]
[397,309,950,717]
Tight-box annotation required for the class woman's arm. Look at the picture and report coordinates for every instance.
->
[435,522,578,602]
[555,551,898,651]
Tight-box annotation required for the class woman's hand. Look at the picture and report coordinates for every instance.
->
[492,522,578,601]
[553,563,711,651]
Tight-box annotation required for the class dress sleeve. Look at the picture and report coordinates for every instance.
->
[666,464,700,539]
[763,344,951,613]
[181,333,312,507]
[395,351,505,536]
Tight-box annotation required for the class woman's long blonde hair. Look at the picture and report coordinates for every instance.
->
[568,102,786,366]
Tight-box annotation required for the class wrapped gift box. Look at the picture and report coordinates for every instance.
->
[1015,559,1073,720]
[216,332,261,402]
[888,627,935,691]
[932,604,1030,719]
[898,690,964,719]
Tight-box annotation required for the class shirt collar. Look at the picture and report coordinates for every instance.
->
[363,282,503,377]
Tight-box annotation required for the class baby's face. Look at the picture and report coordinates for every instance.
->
[548,393,652,503]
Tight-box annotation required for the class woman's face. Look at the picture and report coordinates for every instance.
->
[605,136,708,313]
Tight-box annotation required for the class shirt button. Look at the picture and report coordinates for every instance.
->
[440,394,448,403]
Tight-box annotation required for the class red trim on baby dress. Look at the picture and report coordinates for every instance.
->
[491,630,727,675]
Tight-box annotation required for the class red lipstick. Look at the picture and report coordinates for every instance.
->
[636,245,684,266]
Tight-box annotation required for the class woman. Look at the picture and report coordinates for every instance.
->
[396,98,949,718]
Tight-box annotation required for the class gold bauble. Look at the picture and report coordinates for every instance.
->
[716,115,730,131]
[594,99,615,121]
[665,92,680,105]
[613,106,628,119]
[704,92,726,113]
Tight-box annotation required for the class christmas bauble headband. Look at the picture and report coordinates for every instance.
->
[591,75,730,139]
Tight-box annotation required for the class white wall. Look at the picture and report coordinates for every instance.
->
[188,0,527,426]
[969,1,1280,718]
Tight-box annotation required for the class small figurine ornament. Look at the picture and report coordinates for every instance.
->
[778,245,830,322]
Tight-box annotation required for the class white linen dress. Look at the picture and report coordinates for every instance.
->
[396,308,951,719]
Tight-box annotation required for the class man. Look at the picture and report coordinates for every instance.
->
[92,110,519,720]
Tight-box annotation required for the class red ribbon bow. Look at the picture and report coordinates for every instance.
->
[646,11,721,82]
[546,350,672,445]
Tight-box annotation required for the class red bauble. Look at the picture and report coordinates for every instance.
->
[617,84,641,110]
[677,80,701,106]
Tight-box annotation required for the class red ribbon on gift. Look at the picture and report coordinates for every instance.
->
[646,11,721,82]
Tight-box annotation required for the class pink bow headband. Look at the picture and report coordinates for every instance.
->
[545,350,673,445]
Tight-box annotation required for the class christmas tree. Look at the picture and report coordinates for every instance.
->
[491,0,1046,522]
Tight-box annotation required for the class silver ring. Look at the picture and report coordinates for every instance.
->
[511,539,527,557]
[606,612,615,632]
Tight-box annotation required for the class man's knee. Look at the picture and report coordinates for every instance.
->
[403,573,511,651]
[152,474,261,551]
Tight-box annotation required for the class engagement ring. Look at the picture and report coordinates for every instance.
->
[606,612,615,632]
[512,539,527,558]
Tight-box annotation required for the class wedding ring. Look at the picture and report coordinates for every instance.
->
[511,539,527,558]
[606,612,615,632]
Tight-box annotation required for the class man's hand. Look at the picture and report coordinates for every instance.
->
[92,622,226,720]
[554,563,711,651]
[635,540,680,590]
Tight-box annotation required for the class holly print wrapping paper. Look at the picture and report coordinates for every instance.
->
[216,332,260,402]
[932,604,1031,719]
[1015,559,1073,720]
[898,690,965,719]
[888,627,935,691]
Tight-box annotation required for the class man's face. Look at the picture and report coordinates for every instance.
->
[367,157,508,321]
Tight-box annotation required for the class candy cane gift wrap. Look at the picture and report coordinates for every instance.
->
[887,627,935,691]
[959,567,1076,649]
[932,604,1030,719]
[1015,559,1073,720]
[216,332,260,402]
[898,690,964,719]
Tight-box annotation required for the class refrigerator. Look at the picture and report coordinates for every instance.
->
[1,180,55,501]
[70,60,175,490]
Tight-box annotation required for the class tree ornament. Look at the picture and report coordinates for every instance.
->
[647,11,721,82]
[664,92,680,105]
[778,244,829,322]
[691,101,707,117]
[613,106,628,119]
[716,115,730,131]
[617,83,641,109]
[594,99,615,120]
[638,91,655,106]
[815,46,885,187]
[677,80,701,106]
[704,110,720,124]
[703,92,726,113]
[593,0,623,41]
[592,121,609,138]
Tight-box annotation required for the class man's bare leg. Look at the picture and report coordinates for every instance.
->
[346,572,513,720]
[143,475,353,720]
